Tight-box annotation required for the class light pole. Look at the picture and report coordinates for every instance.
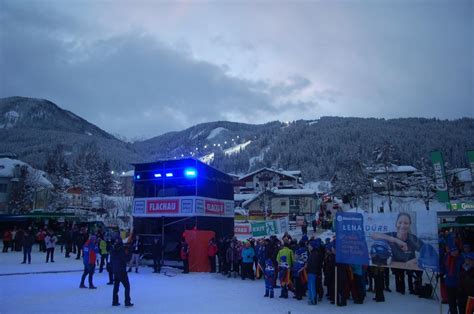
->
[371,179,377,213]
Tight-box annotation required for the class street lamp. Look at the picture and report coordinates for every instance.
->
[371,179,377,213]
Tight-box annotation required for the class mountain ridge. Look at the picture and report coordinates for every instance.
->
[1,96,473,180]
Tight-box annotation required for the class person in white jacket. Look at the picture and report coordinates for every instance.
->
[45,230,58,263]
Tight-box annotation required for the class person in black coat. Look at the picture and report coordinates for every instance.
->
[152,238,162,273]
[110,236,133,307]
[21,229,35,264]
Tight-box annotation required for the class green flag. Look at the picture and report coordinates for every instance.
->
[468,150,474,178]
[430,151,450,204]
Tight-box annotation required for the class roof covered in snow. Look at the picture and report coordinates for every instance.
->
[451,168,472,182]
[239,168,298,181]
[0,158,53,188]
[0,158,28,177]
[369,164,418,174]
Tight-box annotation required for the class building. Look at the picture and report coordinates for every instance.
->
[118,170,134,196]
[448,168,473,196]
[0,157,53,213]
[242,188,319,221]
[64,186,92,209]
[237,168,303,194]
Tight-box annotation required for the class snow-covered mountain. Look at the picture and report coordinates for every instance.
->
[0,97,140,169]
[1,96,473,181]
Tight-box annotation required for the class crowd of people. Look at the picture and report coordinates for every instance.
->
[3,223,474,312]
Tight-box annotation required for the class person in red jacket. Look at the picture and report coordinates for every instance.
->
[80,235,99,289]
[208,238,218,273]
[3,229,12,253]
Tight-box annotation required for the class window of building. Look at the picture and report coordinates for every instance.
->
[280,201,286,206]
[0,184,7,193]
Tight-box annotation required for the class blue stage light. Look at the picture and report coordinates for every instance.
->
[184,168,197,178]
[136,174,141,180]
[154,173,162,178]
[165,172,173,177]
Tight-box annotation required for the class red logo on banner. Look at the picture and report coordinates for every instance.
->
[234,224,251,235]
[205,200,224,214]
[147,199,180,214]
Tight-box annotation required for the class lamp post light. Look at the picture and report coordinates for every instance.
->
[371,179,377,213]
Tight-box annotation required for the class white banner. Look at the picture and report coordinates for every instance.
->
[133,196,234,218]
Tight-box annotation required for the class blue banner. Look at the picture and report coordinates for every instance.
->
[335,212,369,265]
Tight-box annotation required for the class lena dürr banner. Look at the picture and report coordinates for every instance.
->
[336,211,439,271]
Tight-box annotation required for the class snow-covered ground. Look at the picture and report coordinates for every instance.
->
[0,246,440,313]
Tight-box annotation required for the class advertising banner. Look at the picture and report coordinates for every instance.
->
[335,211,439,271]
[133,196,234,217]
[234,223,251,235]
[430,151,450,204]
[335,212,369,266]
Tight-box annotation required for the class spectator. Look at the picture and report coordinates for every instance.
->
[45,230,58,263]
[111,235,133,307]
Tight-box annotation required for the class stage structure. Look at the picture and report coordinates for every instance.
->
[132,158,234,264]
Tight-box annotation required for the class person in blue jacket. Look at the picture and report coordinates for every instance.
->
[241,241,255,280]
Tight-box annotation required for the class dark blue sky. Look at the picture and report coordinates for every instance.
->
[0,1,472,139]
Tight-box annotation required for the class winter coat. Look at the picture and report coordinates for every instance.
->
[307,250,319,274]
[22,233,35,249]
[45,235,57,249]
[277,246,295,268]
[82,240,99,265]
[241,247,255,264]
[442,254,464,288]
[459,265,474,297]
[256,244,266,265]
[226,246,240,263]
[110,242,128,273]
[208,243,218,257]
[131,239,142,255]
[152,241,162,259]
[99,239,108,255]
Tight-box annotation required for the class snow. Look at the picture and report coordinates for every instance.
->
[308,120,319,125]
[272,188,316,196]
[206,127,227,140]
[0,158,28,177]
[304,181,332,194]
[369,164,418,174]
[249,147,269,167]
[0,245,440,313]
[0,158,53,188]
[85,131,93,136]
[234,193,257,201]
[199,152,214,164]
[224,140,252,156]
[451,168,472,182]
[0,110,20,128]
[190,129,205,140]
[239,168,297,181]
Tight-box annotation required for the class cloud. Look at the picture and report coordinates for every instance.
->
[0,3,320,139]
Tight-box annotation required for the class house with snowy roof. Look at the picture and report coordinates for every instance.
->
[0,157,53,213]
[241,188,319,221]
[237,168,303,194]
[448,168,472,196]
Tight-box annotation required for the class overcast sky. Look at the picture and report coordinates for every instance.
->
[1,0,472,139]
